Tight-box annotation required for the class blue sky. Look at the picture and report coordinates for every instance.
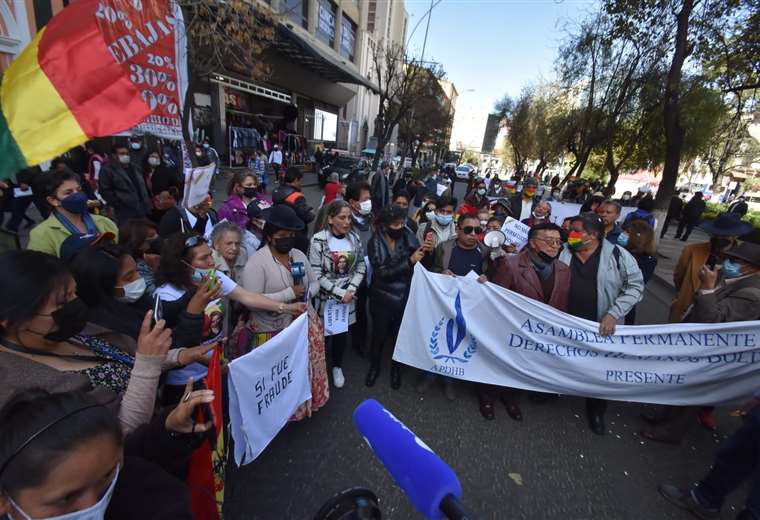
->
[405,0,599,113]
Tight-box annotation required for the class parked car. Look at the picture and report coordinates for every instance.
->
[454,164,475,180]
[319,156,371,187]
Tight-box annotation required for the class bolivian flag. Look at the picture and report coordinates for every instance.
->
[0,0,151,179]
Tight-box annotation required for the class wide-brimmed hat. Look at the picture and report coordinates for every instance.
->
[724,241,760,267]
[698,213,752,237]
[265,204,304,231]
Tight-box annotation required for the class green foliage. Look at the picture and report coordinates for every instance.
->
[704,201,760,230]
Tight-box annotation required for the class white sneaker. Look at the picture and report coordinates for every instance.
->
[332,367,345,388]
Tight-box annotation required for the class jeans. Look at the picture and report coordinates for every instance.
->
[695,406,760,517]
[368,301,403,371]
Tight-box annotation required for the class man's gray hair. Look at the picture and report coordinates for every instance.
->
[601,199,622,214]
[211,220,243,247]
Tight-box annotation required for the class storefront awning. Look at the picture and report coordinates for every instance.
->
[273,23,378,93]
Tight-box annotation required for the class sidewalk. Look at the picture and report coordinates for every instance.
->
[653,226,710,289]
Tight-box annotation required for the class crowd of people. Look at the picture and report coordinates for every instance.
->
[2,144,760,519]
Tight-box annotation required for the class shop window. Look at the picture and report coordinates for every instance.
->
[313,108,337,142]
[281,0,307,29]
[316,0,336,48]
[340,15,356,61]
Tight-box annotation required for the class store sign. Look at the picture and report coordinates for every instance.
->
[96,0,188,140]
[224,88,250,112]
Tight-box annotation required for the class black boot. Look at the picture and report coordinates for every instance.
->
[390,364,401,389]
[586,399,606,435]
[365,365,379,387]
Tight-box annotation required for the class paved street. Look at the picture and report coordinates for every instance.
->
[222,173,746,520]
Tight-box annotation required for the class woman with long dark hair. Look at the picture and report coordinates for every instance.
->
[119,218,160,297]
[365,205,425,389]
[155,233,306,400]
[0,250,173,432]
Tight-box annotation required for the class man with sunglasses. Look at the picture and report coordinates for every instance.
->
[419,214,489,400]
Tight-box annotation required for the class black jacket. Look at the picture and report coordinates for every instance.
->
[508,195,537,220]
[158,206,219,238]
[371,171,391,210]
[144,165,183,198]
[682,196,706,223]
[99,162,152,221]
[666,195,684,219]
[368,228,420,311]
[272,184,314,225]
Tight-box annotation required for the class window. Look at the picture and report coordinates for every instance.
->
[313,109,338,142]
[340,15,356,61]
[281,0,307,29]
[316,0,336,47]
[367,0,377,33]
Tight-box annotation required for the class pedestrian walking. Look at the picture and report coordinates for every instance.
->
[674,192,706,241]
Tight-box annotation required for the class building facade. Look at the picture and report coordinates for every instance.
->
[0,0,61,73]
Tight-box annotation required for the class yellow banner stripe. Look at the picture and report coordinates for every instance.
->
[0,28,86,166]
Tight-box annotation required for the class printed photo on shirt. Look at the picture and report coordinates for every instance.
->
[203,300,226,343]
[331,251,355,275]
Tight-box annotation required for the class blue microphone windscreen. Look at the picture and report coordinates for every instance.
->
[353,399,462,520]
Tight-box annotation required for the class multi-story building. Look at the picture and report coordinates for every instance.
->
[343,0,408,157]
[0,0,58,72]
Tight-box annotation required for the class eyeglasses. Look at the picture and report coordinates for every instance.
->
[535,237,563,246]
[462,226,483,235]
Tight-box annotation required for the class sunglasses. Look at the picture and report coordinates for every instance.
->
[183,235,207,251]
[462,226,483,235]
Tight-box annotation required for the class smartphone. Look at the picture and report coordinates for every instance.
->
[152,295,163,327]
[707,255,718,269]
[192,379,217,446]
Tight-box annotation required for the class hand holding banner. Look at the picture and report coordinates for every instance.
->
[393,265,760,406]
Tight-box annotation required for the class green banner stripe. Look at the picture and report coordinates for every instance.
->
[0,107,28,181]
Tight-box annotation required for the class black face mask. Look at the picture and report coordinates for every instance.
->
[272,237,295,254]
[386,227,405,240]
[537,250,557,263]
[710,237,732,252]
[36,298,89,342]
[243,187,257,199]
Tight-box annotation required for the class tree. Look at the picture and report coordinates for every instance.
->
[496,91,532,178]
[179,0,277,162]
[368,40,443,170]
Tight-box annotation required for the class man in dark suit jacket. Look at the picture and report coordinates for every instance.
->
[508,176,539,221]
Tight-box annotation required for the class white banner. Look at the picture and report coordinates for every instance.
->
[323,299,349,336]
[393,265,760,406]
[182,164,215,208]
[547,201,636,226]
[228,313,311,465]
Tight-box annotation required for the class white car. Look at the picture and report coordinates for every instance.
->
[455,164,474,180]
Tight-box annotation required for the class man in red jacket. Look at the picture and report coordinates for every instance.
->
[479,222,570,421]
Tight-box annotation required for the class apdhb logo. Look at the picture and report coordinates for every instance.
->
[428,291,477,364]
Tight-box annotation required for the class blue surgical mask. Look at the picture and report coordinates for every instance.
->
[722,259,743,279]
[617,232,629,247]
[10,464,119,520]
[434,214,453,226]
[191,266,211,284]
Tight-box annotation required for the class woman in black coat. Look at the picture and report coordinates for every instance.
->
[365,205,427,389]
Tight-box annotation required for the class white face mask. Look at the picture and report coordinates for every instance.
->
[147,157,160,166]
[116,277,146,303]
[118,154,130,165]
[10,464,119,520]
[358,200,372,216]
[130,142,141,150]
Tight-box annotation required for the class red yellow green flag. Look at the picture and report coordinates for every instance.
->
[0,0,151,179]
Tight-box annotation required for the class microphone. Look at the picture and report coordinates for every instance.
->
[353,399,477,520]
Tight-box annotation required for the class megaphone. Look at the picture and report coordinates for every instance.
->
[483,230,506,249]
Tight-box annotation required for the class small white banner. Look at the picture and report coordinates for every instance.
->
[182,164,216,208]
[393,265,760,406]
[228,313,311,465]
[500,217,531,249]
[323,299,349,336]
